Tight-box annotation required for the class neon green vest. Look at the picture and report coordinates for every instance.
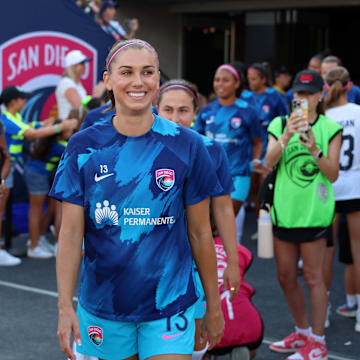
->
[268,115,342,228]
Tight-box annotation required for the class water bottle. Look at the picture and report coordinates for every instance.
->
[257,209,274,259]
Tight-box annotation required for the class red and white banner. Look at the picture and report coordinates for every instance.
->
[0,31,97,120]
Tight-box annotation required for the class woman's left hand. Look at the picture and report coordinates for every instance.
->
[298,126,318,155]
[223,262,241,301]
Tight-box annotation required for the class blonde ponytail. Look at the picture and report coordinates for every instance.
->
[324,66,350,110]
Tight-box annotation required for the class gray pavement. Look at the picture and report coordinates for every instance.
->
[0,210,359,360]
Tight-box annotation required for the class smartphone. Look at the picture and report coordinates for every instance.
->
[292,98,308,132]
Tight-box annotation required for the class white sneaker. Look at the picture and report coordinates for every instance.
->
[39,235,56,254]
[27,245,53,259]
[0,249,21,266]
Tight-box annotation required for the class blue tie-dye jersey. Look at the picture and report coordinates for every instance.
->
[241,88,289,145]
[193,98,261,177]
[200,134,234,195]
[49,115,222,322]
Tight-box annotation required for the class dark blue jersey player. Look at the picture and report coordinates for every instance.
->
[193,64,263,216]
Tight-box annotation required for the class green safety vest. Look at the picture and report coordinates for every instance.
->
[45,140,68,172]
[267,114,342,228]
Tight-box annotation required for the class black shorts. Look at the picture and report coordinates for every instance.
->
[335,199,360,213]
[273,226,332,246]
[338,213,353,265]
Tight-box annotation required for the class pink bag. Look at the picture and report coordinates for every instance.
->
[212,237,263,351]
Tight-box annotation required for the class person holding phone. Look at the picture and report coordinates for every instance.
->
[323,66,360,332]
[266,70,342,360]
[50,39,224,360]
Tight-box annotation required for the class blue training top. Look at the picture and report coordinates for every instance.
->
[200,134,234,195]
[193,98,262,177]
[49,114,222,322]
[241,88,289,146]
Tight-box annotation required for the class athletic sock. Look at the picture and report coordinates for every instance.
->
[295,326,311,336]
[192,342,209,360]
[311,332,325,344]
[347,294,357,307]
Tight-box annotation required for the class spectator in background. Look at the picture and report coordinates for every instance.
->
[55,50,105,119]
[308,53,324,73]
[24,119,76,259]
[267,70,342,360]
[321,56,360,105]
[273,66,292,95]
[286,53,326,104]
[76,0,101,18]
[0,86,78,261]
[97,1,138,41]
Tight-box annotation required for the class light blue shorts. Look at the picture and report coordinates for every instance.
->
[24,166,50,195]
[231,176,251,202]
[194,270,206,319]
[76,302,196,360]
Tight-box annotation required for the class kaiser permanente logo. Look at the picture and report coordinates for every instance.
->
[94,202,176,227]
[0,31,97,121]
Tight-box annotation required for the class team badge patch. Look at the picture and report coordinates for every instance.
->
[156,169,175,191]
[262,105,270,113]
[88,326,103,346]
[230,117,242,129]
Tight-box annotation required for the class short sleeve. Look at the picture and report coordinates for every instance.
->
[325,116,342,143]
[193,109,206,134]
[267,116,284,140]
[184,136,223,206]
[48,137,84,206]
[213,144,234,195]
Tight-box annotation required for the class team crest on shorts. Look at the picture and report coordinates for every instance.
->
[230,117,242,129]
[156,169,175,191]
[88,326,103,346]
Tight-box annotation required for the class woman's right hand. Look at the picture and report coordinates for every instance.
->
[201,306,225,349]
[284,112,306,139]
[57,306,81,360]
